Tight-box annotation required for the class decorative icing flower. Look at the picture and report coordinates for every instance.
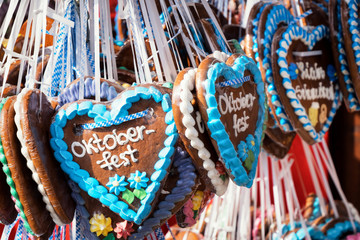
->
[327,64,337,82]
[89,213,113,237]
[246,135,256,152]
[192,191,204,211]
[106,174,128,196]
[288,63,299,80]
[128,170,149,190]
[114,220,134,240]
[215,161,226,175]
[238,141,248,160]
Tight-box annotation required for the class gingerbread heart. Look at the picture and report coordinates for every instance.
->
[50,85,178,225]
[196,54,266,187]
[329,0,360,112]
[172,67,229,196]
[341,0,360,101]
[271,25,341,144]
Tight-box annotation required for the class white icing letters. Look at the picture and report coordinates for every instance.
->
[70,125,155,170]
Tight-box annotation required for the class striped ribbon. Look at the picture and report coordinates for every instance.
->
[289,10,313,25]
[81,108,150,130]
[216,75,251,87]
[154,227,165,240]
[14,219,24,240]
[1,216,19,240]
[166,222,176,240]
[50,0,75,97]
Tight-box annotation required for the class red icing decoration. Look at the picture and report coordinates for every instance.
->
[114,220,134,240]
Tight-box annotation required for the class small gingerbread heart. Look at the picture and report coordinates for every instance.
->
[271,24,341,144]
[196,53,266,187]
[172,67,229,196]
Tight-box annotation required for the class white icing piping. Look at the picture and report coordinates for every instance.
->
[177,68,228,196]
[14,88,65,226]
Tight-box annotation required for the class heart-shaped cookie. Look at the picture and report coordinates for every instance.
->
[50,85,178,225]
[196,53,266,187]
[329,0,360,112]
[257,3,294,131]
[0,96,55,236]
[340,0,360,101]
[172,67,229,196]
[272,25,341,144]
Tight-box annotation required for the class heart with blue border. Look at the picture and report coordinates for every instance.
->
[195,54,266,187]
[271,24,341,145]
[49,85,178,225]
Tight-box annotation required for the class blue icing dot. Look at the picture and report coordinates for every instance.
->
[145,182,160,194]
[109,200,125,213]
[136,205,152,223]
[153,209,171,218]
[158,146,174,159]
[150,170,166,182]
[163,134,178,147]
[88,188,101,198]
[78,102,93,116]
[149,87,162,103]
[94,111,111,123]
[100,82,109,99]
[66,103,79,120]
[88,104,107,118]
[158,201,175,210]
[136,87,152,100]
[108,86,118,100]
[50,138,68,151]
[54,151,72,163]
[205,94,217,107]
[100,193,117,206]
[165,123,177,135]
[154,158,171,170]
[165,110,174,124]
[207,107,221,119]
[85,177,99,186]
[161,93,172,112]
[55,110,67,127]
[121,90,140,103]
[50,124,64,139]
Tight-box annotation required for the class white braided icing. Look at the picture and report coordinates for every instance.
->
[211,51,229,62]
[14,88,65,226]
[177,68,228,196]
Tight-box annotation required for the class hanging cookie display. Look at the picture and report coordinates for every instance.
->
[196,53,266,187]
[271,24,341,144]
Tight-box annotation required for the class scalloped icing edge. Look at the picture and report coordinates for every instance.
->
[262,4,294,131]
[0,98,34,235]
[337,0,360,111]
[203,55,266,187]
[50,86,178,225]
[131,147,197,239]
[347,0,360,71]
[14,88,64,226]
[177,67,228,196]
[276,25,341,143]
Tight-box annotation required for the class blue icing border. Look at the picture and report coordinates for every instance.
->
[262,4,294,131]
[325,220,360,239]
[276,25,341,143]
[50,86,178,225]
[337,0,360,111]
[253,3,269,64]
[347,0,360,73]
[131,147,196,239]
[203,55,265,187]
[57,78,119,108]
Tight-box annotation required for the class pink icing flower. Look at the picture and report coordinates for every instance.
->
[184,216,197,226]
[114,220,134,239]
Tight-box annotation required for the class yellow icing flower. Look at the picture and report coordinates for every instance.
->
[192,191,204,211]
[89,213,113,237]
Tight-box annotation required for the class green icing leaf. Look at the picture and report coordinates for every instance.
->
[122,189,135,204]
[103,233,115,240]
[220,175,226,182]
[133,188,147,200]
[244,150,255,171]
